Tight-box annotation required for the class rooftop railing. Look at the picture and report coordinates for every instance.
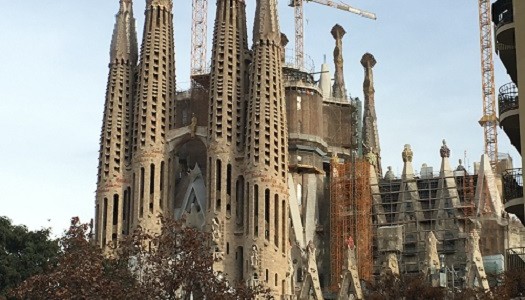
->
[502,168,523,203]
[498,82,519,115]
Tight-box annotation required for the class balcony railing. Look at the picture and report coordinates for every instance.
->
[507,247,525,271]
[502,168,523,204]
[492,0,514,29]
[498,82,519,115]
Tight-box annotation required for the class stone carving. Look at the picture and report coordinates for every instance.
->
[384,166,395,180]
[250,245,259,269]
[382,253,400,276]
[365,151,377,167]
[465,227,490,291]
[402,144,413,163]
[190,113,197,138]
[211,217,221,244]
[346,236,355,250]
[214,248,224,261]
[440,139,450,158]
[148,0,173,10]
[331,24,347,99]
[424,231,440,275]
[456,159,467,173]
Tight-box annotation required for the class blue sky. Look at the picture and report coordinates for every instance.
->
[0,1,518,234]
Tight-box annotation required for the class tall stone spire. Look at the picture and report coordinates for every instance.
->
[244,0,290,295]
[110,0,138,64]
[206,0,249,278]
[361,53,382,175]
[253,0,280,42]
[130,0,175,233]
[332,24,347,99]
[95,0,138,248]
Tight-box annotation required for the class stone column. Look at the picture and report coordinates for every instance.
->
[331,24,347,99]
[361,53,382,176]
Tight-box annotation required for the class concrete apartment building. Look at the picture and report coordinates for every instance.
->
[93,0,518,297]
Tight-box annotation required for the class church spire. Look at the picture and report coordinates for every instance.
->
[95,0,138,248]
[206,0,249,277]
[243,0,291,295]
[110,0,138,64]
[253,0,280,43]
[130,0,175,233]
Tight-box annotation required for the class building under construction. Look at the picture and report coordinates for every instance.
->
[93,0,522,298]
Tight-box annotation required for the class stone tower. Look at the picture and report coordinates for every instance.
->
[244,0,290,294]
[361,53,382,175]
[332,24,347,99]
[95,0,138,247]
[207,0,249,278]
[130,0,175,234]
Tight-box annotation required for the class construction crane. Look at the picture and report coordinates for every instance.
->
[477,0,498,169]
[288,0,376,70]
[191,0,208,77]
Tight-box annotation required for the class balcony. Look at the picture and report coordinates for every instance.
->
[502,168,524,223]
[498,82,520,152]
[492,0,517,83]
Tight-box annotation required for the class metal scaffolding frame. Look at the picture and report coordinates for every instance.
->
[329,158,373,291]
[369,172,477,286]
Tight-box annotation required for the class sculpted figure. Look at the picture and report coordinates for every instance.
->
[190,113,197,138]
[456,159,468,173]
[250,245,259,269]
[402,144,413,163]
[211,217,221,243]
[384,166,395,180]
[440,139,450,158]
[365,151,377,166]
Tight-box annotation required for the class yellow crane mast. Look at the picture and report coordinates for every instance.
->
[477,0,498,169]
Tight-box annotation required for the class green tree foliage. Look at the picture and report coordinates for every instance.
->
[0,216,59,297]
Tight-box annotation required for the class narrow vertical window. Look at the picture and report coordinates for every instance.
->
[126,187,131,234]
[236,176,244,225]
[131,174,136,224]
[216,159,222,191]
[95,203,100,242]
[103,198,108,246]
[282,200,286,252]
[254,184,259,237]
[150,164,155,196]
[246,183,250,235]
[149,164,155,213]
[226,164,232,196]
[160,161,165,209]
[160,161,165,192]
[274,194,279,247]
[113,194,119,226]
[140,168,145,217]
[264,189,270,240]
[216,159,222,210]
[123,190,128,222]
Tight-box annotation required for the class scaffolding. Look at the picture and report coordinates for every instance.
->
[369,171,478,286]
[329,158,373,291]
